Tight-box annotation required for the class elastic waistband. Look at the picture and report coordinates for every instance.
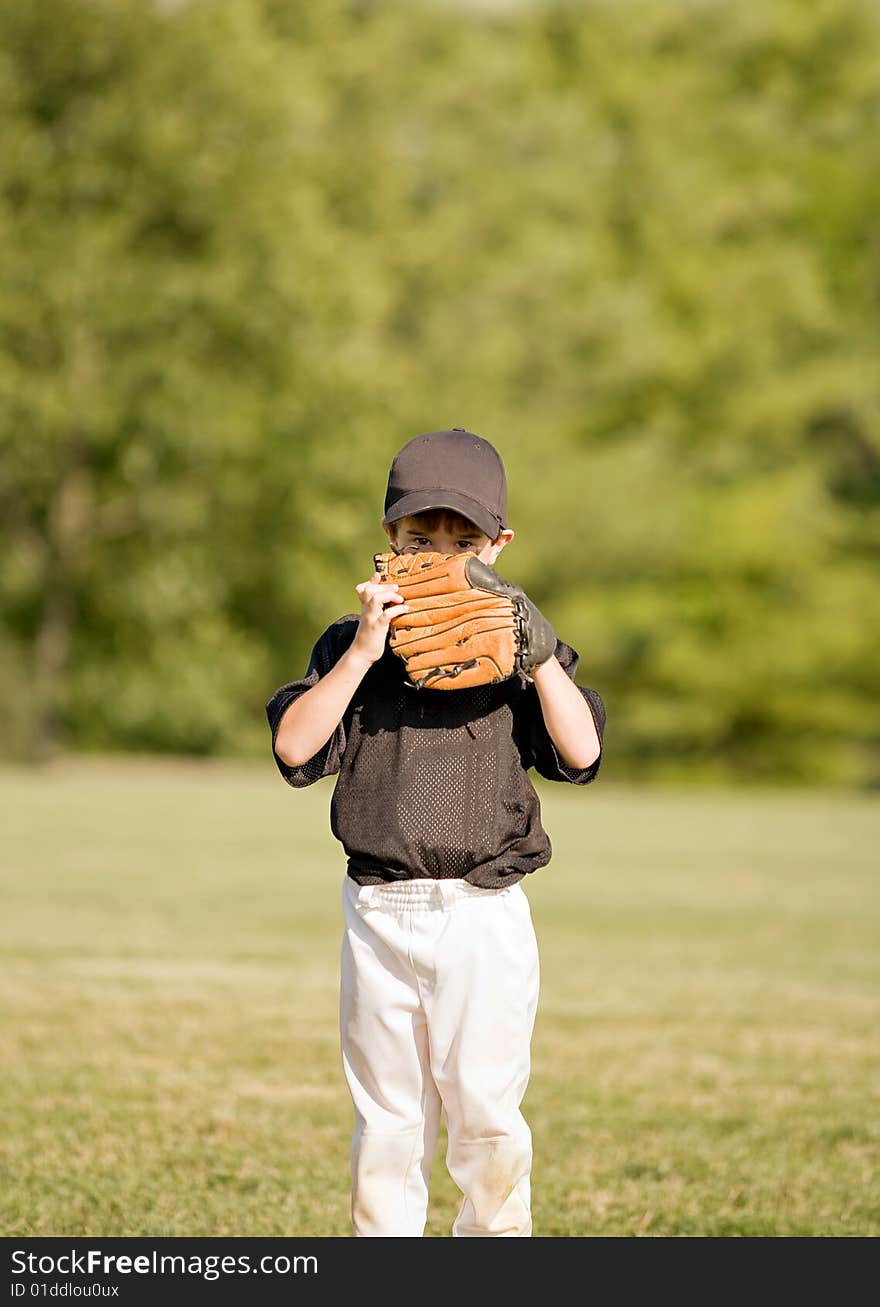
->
[345,876,514,913]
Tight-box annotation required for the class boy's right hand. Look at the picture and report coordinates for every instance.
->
[351,571,410,665]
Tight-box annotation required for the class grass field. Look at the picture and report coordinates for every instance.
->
[1,756,877,1237]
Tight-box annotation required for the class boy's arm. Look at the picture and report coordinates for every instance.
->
[275,569,408,767]
[274,644,372,767]
[519,638,605,785]
[531,655,602,770]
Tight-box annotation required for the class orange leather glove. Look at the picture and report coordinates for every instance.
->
[373,550,556,690]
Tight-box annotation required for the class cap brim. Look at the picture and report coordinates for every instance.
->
[382,490,502,541]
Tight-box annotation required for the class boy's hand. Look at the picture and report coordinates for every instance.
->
[351,571,410,665]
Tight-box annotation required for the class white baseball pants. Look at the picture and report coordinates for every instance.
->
[339,875,540,1237]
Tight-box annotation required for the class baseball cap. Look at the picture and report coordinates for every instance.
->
[382,428,508,541]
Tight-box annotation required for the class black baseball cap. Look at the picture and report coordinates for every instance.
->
[382,428,508,541]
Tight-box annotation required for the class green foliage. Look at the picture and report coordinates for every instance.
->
[1,0,878,782]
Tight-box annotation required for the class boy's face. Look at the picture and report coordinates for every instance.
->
[384,511,514,567]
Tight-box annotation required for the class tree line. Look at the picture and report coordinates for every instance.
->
[1,0,878,785]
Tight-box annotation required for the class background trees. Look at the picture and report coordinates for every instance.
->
[2,0,878,784]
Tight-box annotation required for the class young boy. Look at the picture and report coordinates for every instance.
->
[266,428,605,1237]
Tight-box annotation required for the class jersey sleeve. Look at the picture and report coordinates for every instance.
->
[520,639,606,785]
[265,616,359,788]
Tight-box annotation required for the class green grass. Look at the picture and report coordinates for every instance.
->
[1,756,877,1237]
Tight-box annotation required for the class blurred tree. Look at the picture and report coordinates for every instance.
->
[0,0,331,758]
[1,0,878,784]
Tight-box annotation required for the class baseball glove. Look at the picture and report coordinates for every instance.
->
[372,549,556,690]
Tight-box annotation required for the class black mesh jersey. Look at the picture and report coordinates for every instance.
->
[266,615,606,889]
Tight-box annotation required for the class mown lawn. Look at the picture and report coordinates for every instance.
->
[1,756,877,1236]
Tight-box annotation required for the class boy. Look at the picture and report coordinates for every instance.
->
[266,428,605,1237]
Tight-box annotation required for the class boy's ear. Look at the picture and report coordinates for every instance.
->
[381,521,400,554]
[485,527,514,565]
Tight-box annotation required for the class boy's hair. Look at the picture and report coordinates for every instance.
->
[387,507,486,539]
